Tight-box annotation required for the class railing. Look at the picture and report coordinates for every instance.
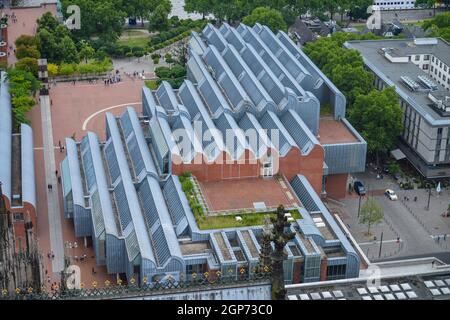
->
[1,271,271,300]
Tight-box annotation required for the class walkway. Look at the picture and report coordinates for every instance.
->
[39,94,64,272]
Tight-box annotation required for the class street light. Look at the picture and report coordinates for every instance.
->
[426,183,432,211]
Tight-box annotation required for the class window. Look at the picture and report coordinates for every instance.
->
[14,212,24,221]
[424,55,430,61]
[327,264,347,281]
[423,64,429,70]
[415,55,420,61]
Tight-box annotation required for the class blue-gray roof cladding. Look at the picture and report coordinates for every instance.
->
[0,72,12,202]
[61,23,367,284]
[0,72,36,211]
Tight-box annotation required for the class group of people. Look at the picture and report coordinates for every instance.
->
[104,74,122,85]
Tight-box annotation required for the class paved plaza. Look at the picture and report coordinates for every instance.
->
[28,78,145,288]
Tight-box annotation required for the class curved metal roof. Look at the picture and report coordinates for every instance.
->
[20,123,36,207]
[0,72,11,201]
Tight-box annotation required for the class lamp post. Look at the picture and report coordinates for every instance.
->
[357,194,362,218]
[378,231,384,259]
[426,183,431,211]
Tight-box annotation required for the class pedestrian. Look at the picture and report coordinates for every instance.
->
[432,260,435,268]
[55,170,58,177]
[444,234,447,241]
[48,184,52,190]
[437,235,440,243]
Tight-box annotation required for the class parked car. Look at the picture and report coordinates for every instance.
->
[385,189,398,201]
[353,181,366,196]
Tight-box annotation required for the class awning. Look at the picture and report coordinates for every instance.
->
[390,148,406,161]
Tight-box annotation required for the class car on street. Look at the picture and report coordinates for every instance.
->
[353,181,366,196]
[385,189,398,201]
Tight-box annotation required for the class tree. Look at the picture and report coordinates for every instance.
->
[15,45,41,60]
[126,0,157,26]
[149,0,172,31]
[79,41,95,63]
[242,7,287,32]
[61,0,127,44]
[15,35,38,47]
[184,0,214,19]
[359,197,384,235]
[349,87,403,165]
[37,28,58,62]
[59,36,80,64]
[328,64,373,105]
[15,57,39,76]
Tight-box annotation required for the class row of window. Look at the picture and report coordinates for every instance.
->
[374,1,415,6]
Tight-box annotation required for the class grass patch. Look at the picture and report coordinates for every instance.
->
[117,37,149,49]
[145,80,158,90]
[197,209,302,230]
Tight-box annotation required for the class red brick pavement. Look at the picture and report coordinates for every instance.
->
[28,78,145,289]
[199,178,293,212]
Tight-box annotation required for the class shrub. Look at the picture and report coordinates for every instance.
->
[15,57,39,76]
[47,63,59,77]
[16,45,41,59]
[58,63,77,75]
[145,80,158,90]
[15,35,38,47]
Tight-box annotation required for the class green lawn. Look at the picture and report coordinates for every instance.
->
[117,37,149,49]
[196,209,302,230]
[145,80,158,90]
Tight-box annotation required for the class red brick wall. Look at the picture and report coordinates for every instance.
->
[280,145,324,195]
[172,143,325,193]
[320,257,328,281]
[325,174,349,199]
[0,25,8,64]
[172,150,261,182]
[292,260,303,284]
[1,195,37,252]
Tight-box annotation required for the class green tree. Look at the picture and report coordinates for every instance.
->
[359,197,384,235]
[149,0,172,31]
[242,7,287,32]
[37,28,58,62]
[15,45,41,60]
[184,0,214,19]
[15,35,38,47]
[61,0,127,44]
[59,36,80,63]
[36,11,59,32]
[328,64,373,105]
[15,57,39,76]
[79,41,95,63]
[126,0,157,26]
[349,87,403,165]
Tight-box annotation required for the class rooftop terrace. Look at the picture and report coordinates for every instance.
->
[318,118,359,145]
[199,177,298,212]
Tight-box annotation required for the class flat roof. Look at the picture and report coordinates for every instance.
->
[318,118,359,145]
[180,241,211,256]
[346,38,450,124]
[199,177,297,212]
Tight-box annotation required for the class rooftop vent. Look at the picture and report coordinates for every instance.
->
[414,38,438,46]
[401,76,420,91]
[418,75,438,91]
